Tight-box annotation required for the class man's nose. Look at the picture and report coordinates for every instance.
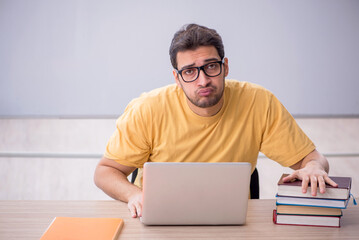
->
[196,69,211,86]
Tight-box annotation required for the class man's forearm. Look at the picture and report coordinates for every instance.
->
[94,164,141,202]
[300,149,329,173]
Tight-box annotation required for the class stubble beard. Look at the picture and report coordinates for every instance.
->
[181,78,225,109]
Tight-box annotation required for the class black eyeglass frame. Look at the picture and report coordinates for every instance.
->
[175,59,224,83]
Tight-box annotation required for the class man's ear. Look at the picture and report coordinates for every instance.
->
[223,57,229,77]
[173,70,181,87]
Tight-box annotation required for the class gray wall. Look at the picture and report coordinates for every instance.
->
[1,0,358,117]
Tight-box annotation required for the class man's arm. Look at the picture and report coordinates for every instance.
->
[283,149,338,196]
[94,157,143,218]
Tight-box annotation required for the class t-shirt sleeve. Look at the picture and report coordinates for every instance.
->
[104,100,151,168]
[260,93,315,167]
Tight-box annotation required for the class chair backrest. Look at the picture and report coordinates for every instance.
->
[250,168,259,199]
[131,167,260,199]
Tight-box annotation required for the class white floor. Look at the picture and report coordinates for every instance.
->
[0,118,358,200]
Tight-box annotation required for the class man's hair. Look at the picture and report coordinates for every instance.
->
[169,23,225,69]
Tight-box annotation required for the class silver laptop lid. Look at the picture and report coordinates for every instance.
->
[141,162,251,225]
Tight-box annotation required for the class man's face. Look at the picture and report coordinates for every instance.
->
[173,46,229,114]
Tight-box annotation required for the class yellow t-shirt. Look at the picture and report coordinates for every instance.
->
[105,80,315,185]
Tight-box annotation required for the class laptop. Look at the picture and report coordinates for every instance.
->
[140,162,251,225]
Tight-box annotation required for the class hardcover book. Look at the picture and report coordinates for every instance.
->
[276,204,343,216]
[277,174,351,200]
[40,217,124,240]
[273,210,341,228]
[276,195,349,209]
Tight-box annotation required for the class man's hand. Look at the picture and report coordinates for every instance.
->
[284,149,338,196]
[127,192,143,218]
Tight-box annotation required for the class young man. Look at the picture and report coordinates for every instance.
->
[94,24,337,218]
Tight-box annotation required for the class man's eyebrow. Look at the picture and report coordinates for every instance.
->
[204,58,221,63]
[180,63,196,69]
[180,58,221,70]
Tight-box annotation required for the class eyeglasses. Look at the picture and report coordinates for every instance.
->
[176,60,224,83]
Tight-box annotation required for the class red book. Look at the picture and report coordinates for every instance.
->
[277,174,351,200]
[273,210,340,228]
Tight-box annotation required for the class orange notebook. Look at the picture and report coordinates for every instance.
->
[40,217,124,240]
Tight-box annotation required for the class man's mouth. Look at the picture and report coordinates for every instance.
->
[197,88,214,97]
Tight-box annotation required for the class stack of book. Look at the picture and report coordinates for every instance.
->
[273,173,352,228]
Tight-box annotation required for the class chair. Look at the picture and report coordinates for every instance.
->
[131,167,260,199]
